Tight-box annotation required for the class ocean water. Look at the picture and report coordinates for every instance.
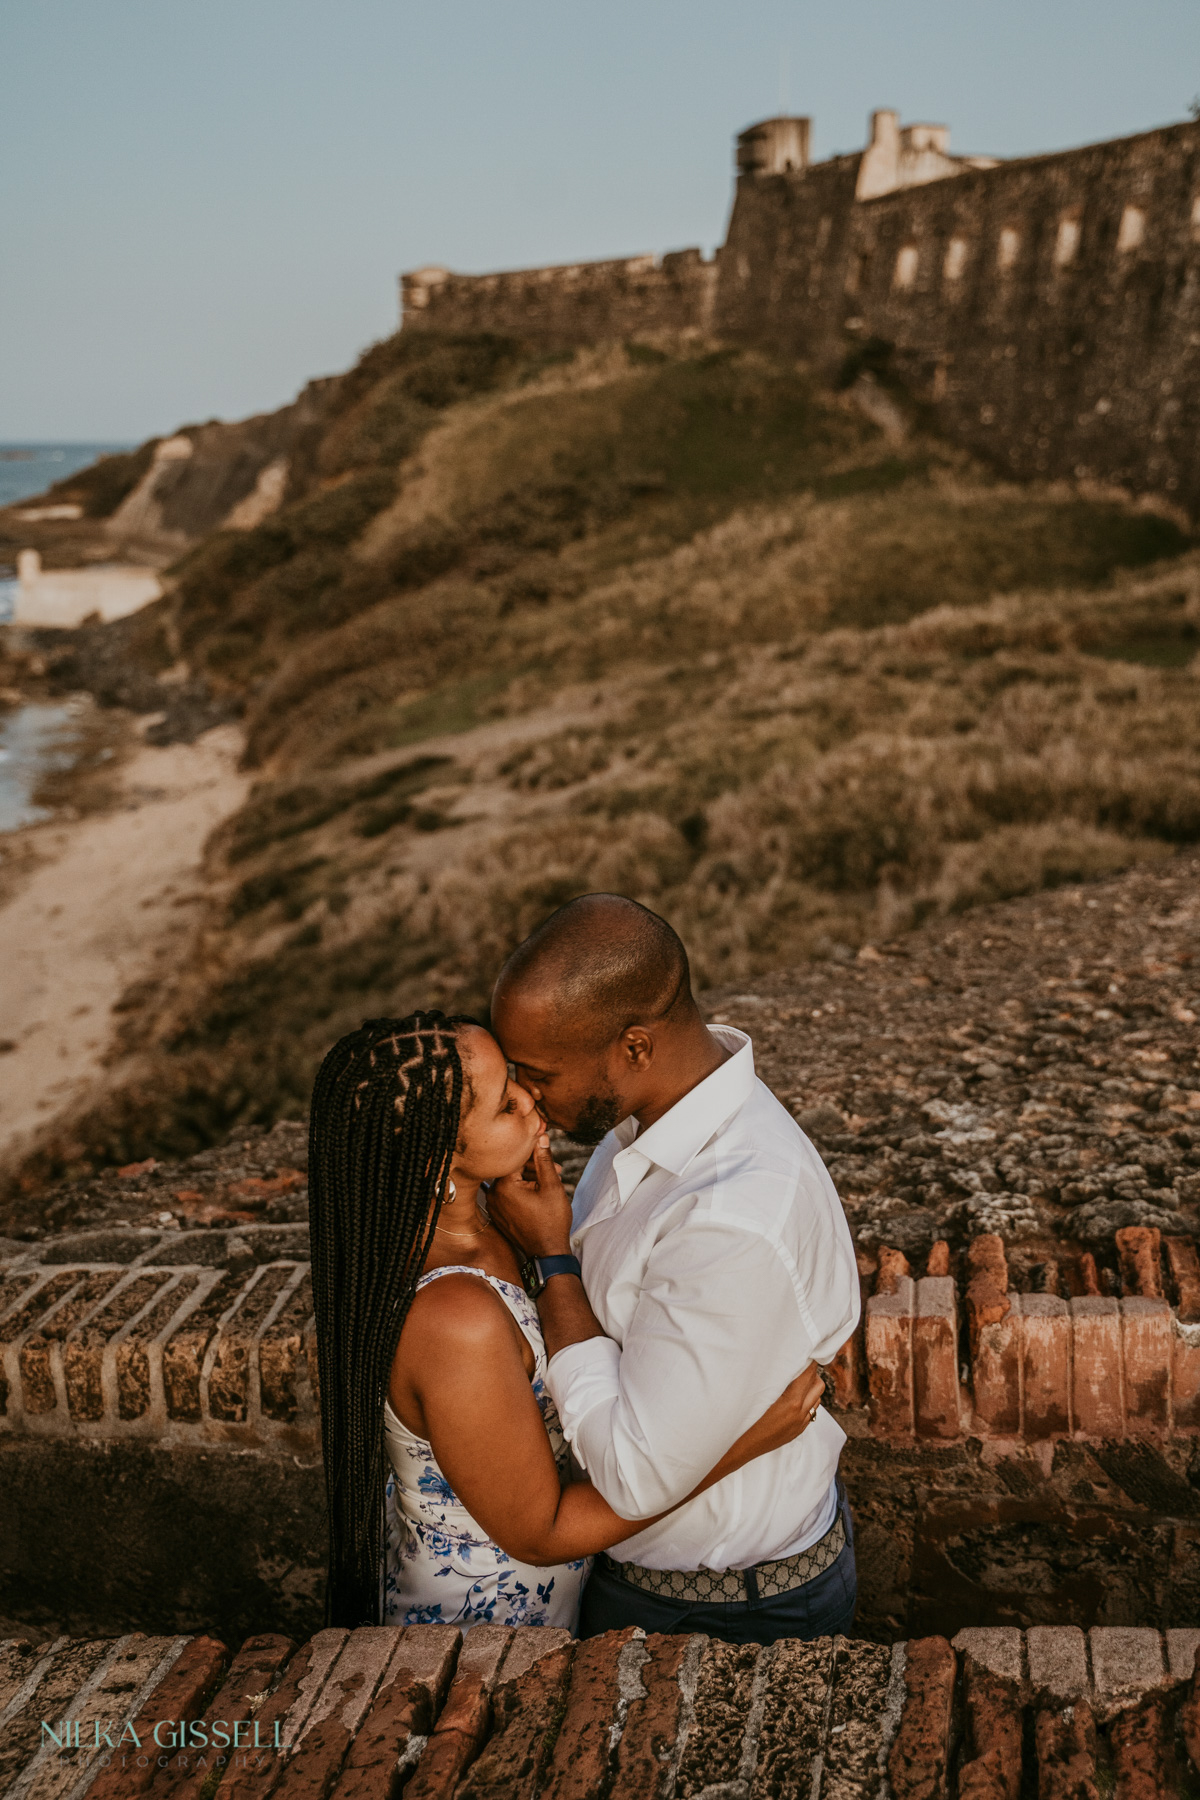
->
[0,702,83,832]
[0,442,133,511]
[0,441,135,622]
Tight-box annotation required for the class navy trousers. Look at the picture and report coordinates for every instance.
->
[578,1485,857,1646]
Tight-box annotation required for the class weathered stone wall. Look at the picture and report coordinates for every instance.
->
[6,1621,1200,1798]
[401,248,718,346]
[0,1224,316,1447]
[721,119,1200,513]
[402,117,1200,512]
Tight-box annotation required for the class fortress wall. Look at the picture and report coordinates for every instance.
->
[401,120,1200,511]
[714,152,866,352]
[720,120,1200,512]
[401,247,718,344]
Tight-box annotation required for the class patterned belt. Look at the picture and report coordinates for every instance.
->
[601,1508,846,1605]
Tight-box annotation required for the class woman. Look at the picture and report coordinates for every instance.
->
[310,1009,824,1631]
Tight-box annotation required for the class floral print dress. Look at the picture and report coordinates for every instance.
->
[382,1265,590,1632]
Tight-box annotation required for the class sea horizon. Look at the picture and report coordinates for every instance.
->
[0,441,135,513]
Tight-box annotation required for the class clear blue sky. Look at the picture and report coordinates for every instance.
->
[2,0,1195,441]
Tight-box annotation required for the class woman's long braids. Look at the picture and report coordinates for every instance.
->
[309,1010,467,1628]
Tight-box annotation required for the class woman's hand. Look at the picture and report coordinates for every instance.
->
[703,1363,826,1485]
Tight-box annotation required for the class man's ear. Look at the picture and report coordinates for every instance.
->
[620,1026,654,1071]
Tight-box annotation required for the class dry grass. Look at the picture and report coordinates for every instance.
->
[8,332,1199,1194]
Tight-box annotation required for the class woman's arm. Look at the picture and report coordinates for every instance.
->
[395,1276,824,1567]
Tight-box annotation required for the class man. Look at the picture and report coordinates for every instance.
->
[487,893,860,1644]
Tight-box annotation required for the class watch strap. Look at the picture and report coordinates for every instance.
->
[535,1254,581,1284]
[522,1253,582,1296]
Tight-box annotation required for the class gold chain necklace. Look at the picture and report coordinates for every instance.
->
[435,1206,487,1241]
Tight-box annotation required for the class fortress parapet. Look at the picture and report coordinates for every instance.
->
[401,246,718,346]
[401,108,1200,516]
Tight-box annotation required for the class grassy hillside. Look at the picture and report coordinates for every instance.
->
[15,329,1200,1190]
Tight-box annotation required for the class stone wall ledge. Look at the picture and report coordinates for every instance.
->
[0,1247,316,1447]
[5,1621,1200,1798]
[9,1222,1200,1449]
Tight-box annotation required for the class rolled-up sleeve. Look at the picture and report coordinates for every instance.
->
[545,1219,825,1519]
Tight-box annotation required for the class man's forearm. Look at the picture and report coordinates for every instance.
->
[536,1273,607,1361]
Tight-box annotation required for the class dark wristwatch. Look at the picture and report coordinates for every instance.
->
[521,1254,582,1298]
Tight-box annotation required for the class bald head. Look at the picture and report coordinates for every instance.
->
[495,894,692,1050]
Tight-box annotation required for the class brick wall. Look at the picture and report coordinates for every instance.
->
[5,1218,1199,1452]
[850,1224,1200,1444]
[0,1225,316,1450]
[6,1621,1200,1797]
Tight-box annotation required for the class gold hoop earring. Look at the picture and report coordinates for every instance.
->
[445,1180,456,1205]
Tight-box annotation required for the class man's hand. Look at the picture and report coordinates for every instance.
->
[488,1138,574,1259]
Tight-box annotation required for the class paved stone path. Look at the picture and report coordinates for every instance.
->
[4,1623,1200,1798]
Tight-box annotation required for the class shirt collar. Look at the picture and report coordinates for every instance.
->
[610,1026,755,1200]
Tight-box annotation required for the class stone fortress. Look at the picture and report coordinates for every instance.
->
[403,107,1200,517]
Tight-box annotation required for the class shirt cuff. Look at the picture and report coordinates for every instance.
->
[544,1336,621,1465]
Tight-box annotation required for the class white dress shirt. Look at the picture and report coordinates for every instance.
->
[544,1026,860,1573]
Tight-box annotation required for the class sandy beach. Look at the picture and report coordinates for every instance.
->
[0,722,248,1173]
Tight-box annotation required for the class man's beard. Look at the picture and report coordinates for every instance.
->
[567,1091,624,1146]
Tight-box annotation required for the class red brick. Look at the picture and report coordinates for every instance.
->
[220,1629,349,1798]
[1070,1297,1124,1437]
[1172,1322,1200,1431]
[827,1325,866,1409]
[914,1276,960,1440]
[537,1628,636,1800]
[967,1236,1012,1348]
[1120,1298,1171,1434]
[1022,1295,1071,1437]
[1077,1253,1102,1298]
[406,1625,513,1800]
[886,1636,955,1800]
[498,1630,575,1685]
[867,1276,916,1438]
[958,1662,1022,1800]
[1088,1629,1166,1718]
[1182,1646,1200,1774]
[609,1635,693,1800]
[273,1628,402,1797]
[1166,1631,1200,1684]
[1116,1226,1164,1299]
[86,1636,228,1799]
[1109,1694,1183,1799]
[926,1240,951,1278]
[331,1627,460,1799]
[971,1300,1021,1437]
[877,1246,913,1295]
[151,1635,297,1797]
[457,1644,575,1800]
[1167,1238,1200,1322]
[1034,1700,1099,1800]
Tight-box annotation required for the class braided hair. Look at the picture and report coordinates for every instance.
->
[309,1010,469,1627]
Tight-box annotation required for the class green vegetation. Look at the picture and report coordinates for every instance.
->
[22,330,1200,1181]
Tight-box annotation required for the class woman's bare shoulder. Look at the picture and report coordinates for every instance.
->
[402,1272,522,1357]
